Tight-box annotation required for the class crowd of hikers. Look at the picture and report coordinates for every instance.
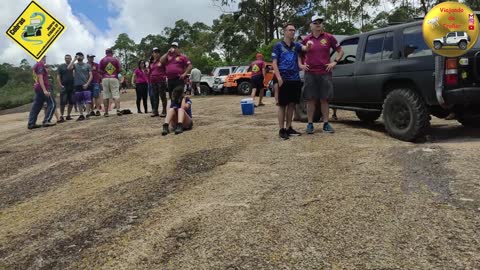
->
[28,42,195,135]
[28,15,343,139]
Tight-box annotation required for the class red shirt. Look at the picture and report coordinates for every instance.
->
[249,60,265,77]
[302,33,341,75]
[134,68,149,84]
[99,55,122,78]
[149,60,166,83]
[33,61,49,92]
[165,53,191,79]
[88,62,101,83]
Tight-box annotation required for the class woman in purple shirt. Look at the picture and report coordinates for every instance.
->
[131,60,149,113]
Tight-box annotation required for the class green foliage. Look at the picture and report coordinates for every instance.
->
[0,81,33,110]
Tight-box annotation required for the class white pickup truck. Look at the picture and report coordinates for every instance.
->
[200,66,237,95]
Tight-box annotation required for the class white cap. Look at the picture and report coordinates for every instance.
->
[152,47,159,51]
[171,42,179,47]
[311,14,324,23]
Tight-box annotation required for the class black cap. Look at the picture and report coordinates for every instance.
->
[76,52,84,57]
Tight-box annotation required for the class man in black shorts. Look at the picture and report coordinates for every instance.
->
[57,54,75,121]
[271,23,303,140]
[249,53,266,107]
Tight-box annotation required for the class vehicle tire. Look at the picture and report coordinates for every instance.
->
[458,116,480,128]
[294,98,321,122]
[237,81,252,95]
[433,41,442,50]
[458,40,467,50]
[382,88,430,142]
[200,85,210,96]
[355,111,381,123]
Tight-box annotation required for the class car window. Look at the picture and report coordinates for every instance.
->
[331,37,359,64]
[447,32,455,38]
[364,33,384,62]
[218,68,230,76]
[403,26,432,58]
[382,32,394,60]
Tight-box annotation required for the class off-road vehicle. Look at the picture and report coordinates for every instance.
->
[296,15,480,142]
[433,31,471,50]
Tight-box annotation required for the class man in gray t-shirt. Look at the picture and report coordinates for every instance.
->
[68,52,93,120]
[190,67,201,95]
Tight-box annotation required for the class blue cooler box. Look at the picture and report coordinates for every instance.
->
[241,98,254,115]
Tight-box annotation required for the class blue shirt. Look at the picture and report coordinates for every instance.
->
[272,41,302,81]
[170,97,192,118]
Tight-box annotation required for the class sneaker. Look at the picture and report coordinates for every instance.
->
[161,124,169,136]
[332,114,338,121]
[66,116,73,121]
[116,110,122,116]
[306,123,314,134]
[104,112,109,117]
[160,112,167,117]
[323,122,335,133]
[151,113,159,117]
[95,110,101,117]
[77,115,85,121]
[258,103,265,107]
[58,116,65,123]
[287,127,301,136]
[174,124,184,135]
[138,111,143,114]
[27,124,42,130]
[89,111,95,117]
[279,128,289,140]
[42,122,56,127]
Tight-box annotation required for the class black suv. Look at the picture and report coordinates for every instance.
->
[296,16,480,142]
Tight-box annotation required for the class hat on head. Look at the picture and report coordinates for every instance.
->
[152,47,160,52]
[76,52,84,57]
[311,14,324,23]
[171,42,179,47]
[87,54,95,58]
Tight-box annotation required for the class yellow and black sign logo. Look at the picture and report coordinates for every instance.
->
[423,2,479,57]
[5,1,66,61]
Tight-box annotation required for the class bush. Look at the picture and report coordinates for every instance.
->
[0,82,34,110]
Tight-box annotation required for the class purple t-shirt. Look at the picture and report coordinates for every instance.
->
[165,53,191,79]
[33,62,49,92]
[134,68,149,84]
[249,60,265,77]
[88,62,101,83]
[302,33,341,75]
[99,55,121,79]
[149,60,166,83]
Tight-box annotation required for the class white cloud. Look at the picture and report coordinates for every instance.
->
[0,0,223,66]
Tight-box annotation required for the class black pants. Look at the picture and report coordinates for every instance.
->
[151,81,168,115]
[135,83,148,112]
[168,78,184,97]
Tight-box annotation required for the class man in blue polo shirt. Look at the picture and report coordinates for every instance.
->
[272,22,304,140]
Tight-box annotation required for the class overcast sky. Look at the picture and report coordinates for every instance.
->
[0,0,224,65]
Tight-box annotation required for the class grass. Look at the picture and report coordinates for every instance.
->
[0,82,34,110]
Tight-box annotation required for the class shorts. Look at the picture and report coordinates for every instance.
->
[272,75,278,84]
[90,83,100,98]
[60,84,75,106]
[102,78,120,99]
[251,75,264,90]
[278,80,302,106]
[74,88,92,105]
[168,78,184,94]
[303,73,333,101]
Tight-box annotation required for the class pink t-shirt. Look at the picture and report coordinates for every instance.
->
[302,33,341,75]
[33,62,49,92]
[134,68,149,84]
[165,53,191,79]
[88,62,101,83]
[149,60,166,83]
[99,55,121,78]
[249,60,265,77]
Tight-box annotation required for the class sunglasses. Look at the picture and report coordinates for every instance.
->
[312,21,323,25]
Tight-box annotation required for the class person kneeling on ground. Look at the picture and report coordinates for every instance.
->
[162,86,193,136]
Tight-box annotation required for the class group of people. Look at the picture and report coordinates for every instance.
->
[247,15,344,139]
[28,42,197,135]
[28,15,342,139]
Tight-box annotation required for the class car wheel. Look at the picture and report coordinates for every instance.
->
[237,81,252,95]
[433,41,442,50]
[200,85,210,96]
[383,88,430,141]
[355,111,381,123]
[458,40,467,50]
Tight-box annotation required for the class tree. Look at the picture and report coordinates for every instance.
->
[112,33,136,71]
[19,59,31,71]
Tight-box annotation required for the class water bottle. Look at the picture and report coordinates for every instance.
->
[266,89,272,97]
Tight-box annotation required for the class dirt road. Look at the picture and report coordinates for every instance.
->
[1,93,479,269]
